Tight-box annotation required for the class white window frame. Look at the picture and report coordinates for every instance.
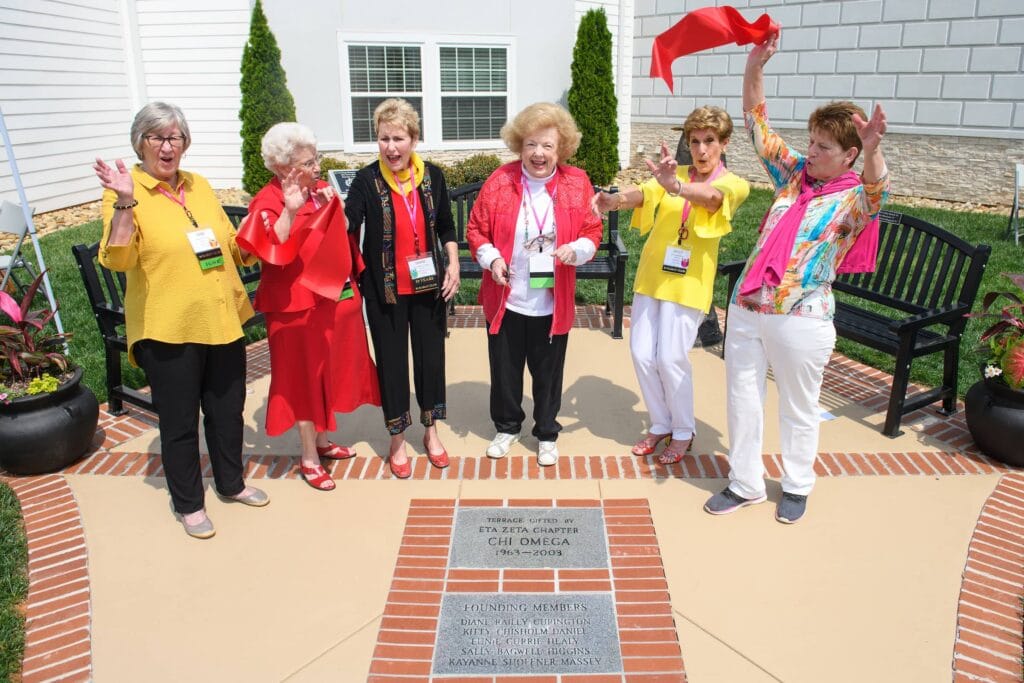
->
[338,32,516,153]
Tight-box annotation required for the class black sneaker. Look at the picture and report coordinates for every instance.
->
[703,487,767,515]
[775,493,808,524]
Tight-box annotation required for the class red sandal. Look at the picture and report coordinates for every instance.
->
[423,439,449,469]
[300,462,336,491]
[631,433,670,456]
[657,439,693,465]
[316,441,356,460]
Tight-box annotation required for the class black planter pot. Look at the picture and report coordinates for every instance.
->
[965,377,1024,467]
[0,368,100,475]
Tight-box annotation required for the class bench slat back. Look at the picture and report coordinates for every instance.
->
[71,241,128,341]
[449,182,619,247]
[835,210,988,327]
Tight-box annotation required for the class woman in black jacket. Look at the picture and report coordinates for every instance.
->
[344,98,460,478]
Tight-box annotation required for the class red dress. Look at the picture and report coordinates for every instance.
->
[241,179,380,436]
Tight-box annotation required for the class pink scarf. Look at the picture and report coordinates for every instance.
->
[739,169,879,296]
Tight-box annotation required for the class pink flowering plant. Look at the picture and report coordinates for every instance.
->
[0,272,72,403]
[968,272,1024,390]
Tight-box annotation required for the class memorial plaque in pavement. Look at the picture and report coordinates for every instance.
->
[433,593,622,676]
[449,507,608,568]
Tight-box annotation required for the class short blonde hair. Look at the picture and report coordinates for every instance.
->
[261,122,317,173]
[130,102,191,160]
[500,102,582,161]
[373,98,420,140]
[682,106,733,144]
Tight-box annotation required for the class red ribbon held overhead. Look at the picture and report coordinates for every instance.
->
[650,6,779,92]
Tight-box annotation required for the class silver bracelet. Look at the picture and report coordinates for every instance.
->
[666,178,682,197]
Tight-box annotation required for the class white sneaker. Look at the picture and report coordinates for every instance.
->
[537,441,558,466]
[486,432,519,458]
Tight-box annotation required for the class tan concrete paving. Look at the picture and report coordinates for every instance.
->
[112,329,948,458]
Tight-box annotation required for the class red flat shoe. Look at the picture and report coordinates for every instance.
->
[423,440,449,469]
[300,463,336,491]
[316,441,356,460]
[631,433,670,456]
[657,439,693,465]
[389,457,412,479]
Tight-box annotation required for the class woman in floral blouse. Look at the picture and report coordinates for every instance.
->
[704,31,890,524]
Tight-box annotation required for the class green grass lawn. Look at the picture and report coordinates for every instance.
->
[14,190,1017,404]
[0,482,28,680]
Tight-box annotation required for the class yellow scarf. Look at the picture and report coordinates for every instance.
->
[377,152,425,195]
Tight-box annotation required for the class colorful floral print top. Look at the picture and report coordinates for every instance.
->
[731,101,890,319]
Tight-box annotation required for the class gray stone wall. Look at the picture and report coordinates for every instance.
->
[631,119,1022,208]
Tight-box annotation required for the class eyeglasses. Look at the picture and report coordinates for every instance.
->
[297,154,323,170]
[144,134,186,149]
[524,232,555,254]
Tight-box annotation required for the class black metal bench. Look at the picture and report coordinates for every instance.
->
[449,182,629,338]
[719,208,991,437]
[71,205,263,415]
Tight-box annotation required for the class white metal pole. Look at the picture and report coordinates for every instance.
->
[0,106,67,341]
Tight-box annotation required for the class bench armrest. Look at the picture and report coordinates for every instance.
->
[888,302,970,333]
[608,232,629,262]
[717,260,746,277]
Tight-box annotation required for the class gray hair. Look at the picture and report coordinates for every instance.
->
[261,122,318,173]
[130,102,191,160]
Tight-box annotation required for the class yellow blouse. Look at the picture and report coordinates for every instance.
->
[630,168,750,313]
[99,165,255,366]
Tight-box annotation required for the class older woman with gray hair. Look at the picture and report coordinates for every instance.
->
[240,122,380,492]
[94,102,269,539]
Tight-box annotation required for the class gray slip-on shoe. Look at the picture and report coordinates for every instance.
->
[775,492,808,524]
[179,513,215,539]
[219,486,270,507]
[703,487,767,515]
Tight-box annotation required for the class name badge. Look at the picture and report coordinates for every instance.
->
[662,245,691,275]
[339,279,354,301]
[406,253,438,293]
[529,254,555,289]
[186,228,224,270]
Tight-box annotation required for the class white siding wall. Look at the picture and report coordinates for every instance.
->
[575,0,635,170]
[632,0,1024,138]
[0,0,135,213]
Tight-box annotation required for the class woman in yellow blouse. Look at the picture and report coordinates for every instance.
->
[93,102,269,539]
[593,106,749,464]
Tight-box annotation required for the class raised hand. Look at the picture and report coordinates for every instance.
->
[747,30,779,69]
[281,167,308,214]
[853,104,887,153]
[644,141,680,195]
[590,191,617,216]
[93,158,134,201]
[314,185,338,207]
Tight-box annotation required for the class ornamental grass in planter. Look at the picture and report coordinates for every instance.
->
[964,272,1024,465]
[0,273,98,475]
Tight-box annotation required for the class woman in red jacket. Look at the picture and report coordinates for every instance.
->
[467,103,604,467]
[239,122,380,491]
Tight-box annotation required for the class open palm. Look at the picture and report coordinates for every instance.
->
[853,104,887,152]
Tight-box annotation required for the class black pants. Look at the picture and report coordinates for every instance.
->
[487,310,569,442]
[134,338,247,514]
[363,290,447,435]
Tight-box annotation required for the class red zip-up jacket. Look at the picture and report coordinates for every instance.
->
[467,162,603,336]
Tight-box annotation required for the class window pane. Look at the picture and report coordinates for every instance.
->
[352,96,424,143]
[441,96,506,141]
[439,46,508,94]
[348,44,424,142]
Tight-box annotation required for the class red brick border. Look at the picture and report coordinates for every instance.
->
[952,473,1024,682]
[1,475,91,683]
[369,498,686,683]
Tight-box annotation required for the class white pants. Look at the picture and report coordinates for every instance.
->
[724,304,836,498]
[630,293,704,440]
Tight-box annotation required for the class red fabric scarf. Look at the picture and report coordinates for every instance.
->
[236,195,351,301]
[739,169,879,296]
[651,6,779,92]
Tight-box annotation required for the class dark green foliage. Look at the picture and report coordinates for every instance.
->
[431,154,504,188]
[567,9,619,186]
[318,157,351,173]
[0,482,27,680]
[239,0,297,195]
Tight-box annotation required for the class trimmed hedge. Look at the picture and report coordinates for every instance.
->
[430,154,504,187]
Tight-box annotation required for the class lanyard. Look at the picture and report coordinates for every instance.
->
[521,173,556,243]
[677,163,725,244]
[156,185,199,229]
[396,169,422,254]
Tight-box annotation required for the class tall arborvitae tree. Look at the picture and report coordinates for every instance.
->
[239,0,296,194]
[567,8,619,186]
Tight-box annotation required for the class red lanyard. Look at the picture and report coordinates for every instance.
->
[521,173,556,243]
[678,163,725,244]
[396,169,422,254]
[156,185,199,228]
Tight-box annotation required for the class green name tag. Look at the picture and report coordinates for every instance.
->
[529,275,555,289]
[339,284,354,301]
[199,255,225,270]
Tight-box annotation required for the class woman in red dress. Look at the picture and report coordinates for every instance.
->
[239,122,380,491]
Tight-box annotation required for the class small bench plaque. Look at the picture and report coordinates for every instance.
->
[449,507,608,568]
[433,593,621,676]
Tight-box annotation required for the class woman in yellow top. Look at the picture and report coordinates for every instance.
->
[593,105,749,464]
[93,102,269,539]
